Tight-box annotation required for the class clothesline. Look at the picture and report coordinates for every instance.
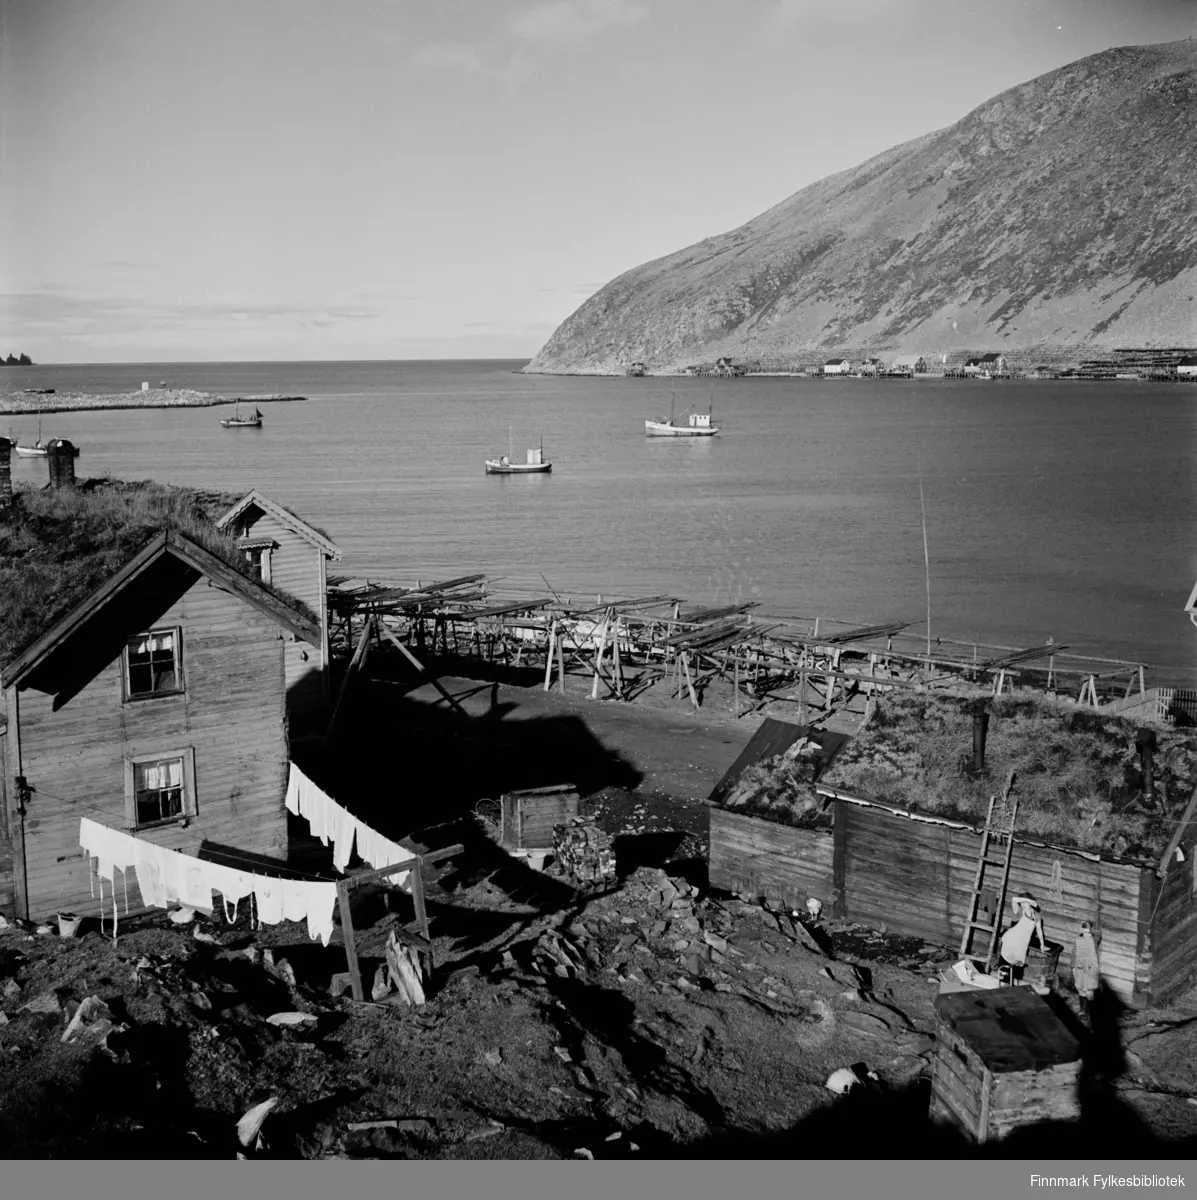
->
[78,817,337,945]
[285,763,416,884]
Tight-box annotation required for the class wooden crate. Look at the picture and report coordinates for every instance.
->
[929,987,1081,1144]
[500,785,579,850]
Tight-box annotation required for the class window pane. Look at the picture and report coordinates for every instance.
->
[129,662,153,696]
[153,667,177,691]
[134,757,185,826]
[128,629,179,696]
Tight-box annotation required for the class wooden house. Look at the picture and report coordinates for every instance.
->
[1177,356,1197,378]
[929,987,1081,1143]
[965,352,1005,374]
[626,362,647,377]
[216,489,341,725]
[823,359,851,376]
[891,354,927,374]
[0,528,320,922]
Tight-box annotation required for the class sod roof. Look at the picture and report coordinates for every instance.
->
[721,692,1197,860]
[0,478,321,668]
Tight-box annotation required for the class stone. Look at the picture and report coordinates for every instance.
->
[839,1011,891,1037]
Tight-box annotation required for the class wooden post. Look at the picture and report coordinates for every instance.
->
[376,623,469,719]
[591,614,610,700]
[1139,665,1146,697]
[410,859,432,972]
[544,621,557,691]
[611,616,624,698]
[556,624,566,694]
[799,670,807,725]
[681,651,699,709]
[733,654,740,716]
[338,881,365,1002]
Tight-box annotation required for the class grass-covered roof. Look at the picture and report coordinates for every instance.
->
[0,478,321,666]
[721,692,1197,860]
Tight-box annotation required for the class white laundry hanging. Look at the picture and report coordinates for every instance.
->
[286,763,414,884]
[77,818,337,946]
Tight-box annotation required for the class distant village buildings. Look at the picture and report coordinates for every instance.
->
[822,358,851,376]
[890,354,928,374]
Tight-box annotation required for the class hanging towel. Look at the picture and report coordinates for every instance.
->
[254,877,284,925]
[132,841,167,909]
[331,804,358,872]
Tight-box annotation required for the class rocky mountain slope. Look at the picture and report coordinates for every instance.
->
[527,40,1197,374]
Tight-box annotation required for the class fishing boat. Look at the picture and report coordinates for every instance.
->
[220,403,263,428]
[645,392,720,438]
[14,420,47,456]
[485,430,552,475]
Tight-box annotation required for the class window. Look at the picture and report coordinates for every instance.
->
[238,539,274,585]
[126,628,182,698]
[124,747,197,829]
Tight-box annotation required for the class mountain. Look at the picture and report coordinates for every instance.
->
[527,40,1197,374]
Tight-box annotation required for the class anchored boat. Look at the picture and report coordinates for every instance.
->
[486,430,552,475]
[645,392,720,438]
[220,404,263,428]
[13,419,48,456]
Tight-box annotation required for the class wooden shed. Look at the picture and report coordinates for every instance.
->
[216,489,341,726]
[1,529,320,922]
[708,786,1197,1008]
[929,986,1081,1143]
[500,784,580,851]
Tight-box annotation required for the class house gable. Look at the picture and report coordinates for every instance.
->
[2,531,320,690]
[217,490,341,560]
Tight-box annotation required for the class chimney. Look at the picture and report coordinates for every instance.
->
[0,436,10,509]
[1136,727,1157,803]
[967,696,991,772]
[46,438,79,490]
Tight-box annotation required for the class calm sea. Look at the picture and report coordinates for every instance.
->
[4,359,1195,685]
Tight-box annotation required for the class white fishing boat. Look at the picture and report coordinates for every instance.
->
[645,392,720,437]
[220,403,263,428]
[486,430,552,475]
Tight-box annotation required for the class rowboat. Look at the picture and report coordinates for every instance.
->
[220,404,263,428]
[645,392,720,437]
[486,430,552,474]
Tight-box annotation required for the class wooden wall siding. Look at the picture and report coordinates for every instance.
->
[0,725,12,918]
[709,801,1148,1004]
[16,561,289,920]
[1150,857,1197,1002]
[242,510,326,719]
[708,807,835,912]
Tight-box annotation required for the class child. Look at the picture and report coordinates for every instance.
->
[1071,920,1100,1012]
[998,895,1045,983]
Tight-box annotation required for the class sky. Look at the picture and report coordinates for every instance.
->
[1,0,1193,363]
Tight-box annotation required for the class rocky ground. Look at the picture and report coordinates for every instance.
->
[2,666,1195,1160]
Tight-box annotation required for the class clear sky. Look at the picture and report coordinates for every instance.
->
[1,0,1192,363]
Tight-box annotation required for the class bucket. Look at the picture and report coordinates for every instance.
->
[57,912,81,938]
[526,851,548,872]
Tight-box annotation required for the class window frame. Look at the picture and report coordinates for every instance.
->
[123,746,197,830]
[123,625,185,702]
[238,537,276,586]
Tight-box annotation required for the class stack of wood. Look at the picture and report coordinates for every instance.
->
[370,931,426,1007]
[553,817,616,885]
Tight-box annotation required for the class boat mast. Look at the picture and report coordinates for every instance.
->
[508,425,513,462]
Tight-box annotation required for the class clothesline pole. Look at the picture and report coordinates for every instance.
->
[337,844,463,1004]
[337,881,365,1002]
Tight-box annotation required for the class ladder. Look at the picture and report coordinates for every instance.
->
[959,769,1018,968]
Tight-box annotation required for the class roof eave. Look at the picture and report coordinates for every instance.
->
[217,489,342,560]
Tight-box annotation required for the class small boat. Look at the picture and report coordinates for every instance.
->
[645,391,720,437]
[486,430,552,475]
[220,404,263,428]
[14,419,48,456]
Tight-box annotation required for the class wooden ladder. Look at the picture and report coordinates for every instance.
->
[959,769,1018,968]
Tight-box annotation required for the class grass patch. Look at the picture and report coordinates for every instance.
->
[723,693,1197,859]
[0,477,319,666]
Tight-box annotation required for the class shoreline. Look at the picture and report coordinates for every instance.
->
[0,389,306,416]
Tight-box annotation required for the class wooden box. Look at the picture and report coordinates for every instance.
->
[929,986,1082,1143]
[500,785,579,851]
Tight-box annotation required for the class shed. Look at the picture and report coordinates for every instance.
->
[1177,356,1197,377]
[929,986,1081,1143]
[823,359,851,375]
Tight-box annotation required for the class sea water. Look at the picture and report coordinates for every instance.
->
[5,359,1194,683]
